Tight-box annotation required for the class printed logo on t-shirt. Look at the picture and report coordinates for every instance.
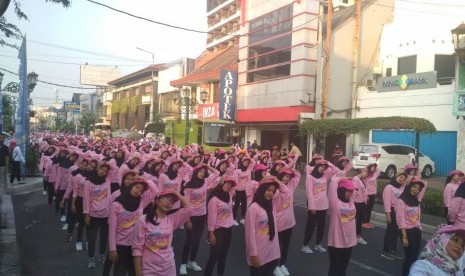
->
[119,210,141,229]
[405,207,419,225]
[280,198,290,210]
[146,231,171,251]
[239,175,248,187]
[313,180,326,194]
[257,218,269,236]
[218,203,231,222]
[340,207,356,223]
[393,189,402,198]
[92,187,108,202]
[190,192,206,206]
[367,180,377,194]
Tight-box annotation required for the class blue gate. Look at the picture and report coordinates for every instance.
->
[372,130,457,176]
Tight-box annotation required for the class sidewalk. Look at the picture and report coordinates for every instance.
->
[0,177,42,276]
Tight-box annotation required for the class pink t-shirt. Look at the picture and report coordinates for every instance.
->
[207,195,234,231]
[382,184,404,213]
[55,166,72,191]
[444,183,460,209]
[245,202,280,267]
[327,179,357,248]
[365,169,381,196]
[235,168,252,192]
[183,171,219,217]
[448,197,465,229]
[83,179,111,218]
[352,176,367,204]
[276,172,301,232]
[72,174,86,198]
[132,208,192,276]
[395,199,421,230]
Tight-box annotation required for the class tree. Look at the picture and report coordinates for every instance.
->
[0,0,71,48]
[2,95,14,132]
[78,112,95,134]
[144,113,165,135]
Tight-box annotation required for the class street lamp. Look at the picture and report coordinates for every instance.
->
[136,47,156,122]
[172,87,199,145]
[200,90,209,104]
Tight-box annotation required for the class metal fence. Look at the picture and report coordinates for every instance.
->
[25,146,41,176]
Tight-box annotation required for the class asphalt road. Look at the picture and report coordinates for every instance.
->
[12,181,423,276]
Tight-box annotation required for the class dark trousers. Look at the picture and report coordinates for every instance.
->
[445,207,453,225]
[43,178,48,191]
[113,245,135,276]
[364,195,375,223]
[66,194,75,234]
[204,227,233,276]
[278,227,293,266]
[303,209,326,245]
[328,246,353,276]
[10,161,20,183]
[354,202,366,236]
[402,227,421,276]
[182,215,206,263]
[86,216,108,258]
[55,189,66,216]
[46,181,55,206]
[383,209,399,252]
[233,190,247,220]
[250,259,278,276]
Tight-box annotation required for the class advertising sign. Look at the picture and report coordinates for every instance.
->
[376,71,437,92]
[197,103,219,119]
[64,102,80,111]
[218,69,237,121]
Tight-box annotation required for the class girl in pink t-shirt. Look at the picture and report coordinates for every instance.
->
[448,181,465,230]
[132,190,192,276]
[327,178,357,276]
[396,179,425,276]
[352,167,369,245]
[204,176,237,276]
[363,163,381,228]
[233,157,255,225]
[245,177,288,276]
[444,170,464,224]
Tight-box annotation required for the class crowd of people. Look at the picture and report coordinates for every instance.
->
[32,132,465,276]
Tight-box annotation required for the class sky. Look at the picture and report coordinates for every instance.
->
[0,0,207,106]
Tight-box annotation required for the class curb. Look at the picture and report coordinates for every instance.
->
[6,178,43,195]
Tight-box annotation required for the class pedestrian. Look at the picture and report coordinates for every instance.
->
[288,143,302,168]
[56,151,79,228]
[245,176,288,276]
[9,139,25,185]
[363,163,381,229]
[381,172,408,260]
[204,176,236,276]
[330,145,343,165]
[443,170,464,225]
[275,167,300,276]
[327,178,357,276]
[447,180,465,229]
[83,162,115,268]
[396,179,426,276]
[0,135,9,190]
[352,167,369,245]
[70,158,89,251]
[39,146,57,196]
[108,179,157,276]
[180,164,219,275]
[302,160,337,254]
[409,225,465,275]
[251,140,258,150]
[132,190,192,276]
[233,157,255,226]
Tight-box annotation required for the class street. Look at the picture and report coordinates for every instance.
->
[10,180,418,276]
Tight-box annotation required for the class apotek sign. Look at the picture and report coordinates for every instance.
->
[219,69,237,121]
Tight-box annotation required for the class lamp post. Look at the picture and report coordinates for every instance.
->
[173,87,199,145]
[136,47,156,122]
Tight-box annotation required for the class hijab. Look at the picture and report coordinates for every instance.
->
[398,181,424,207]
[420,231,462,273]
[114,182,147,212]
[183,167,208,190]
[59,153,78,169]
[454,181,465,199]
[389,173,407,189]
[86,165,109,185]
[310,163,327,179]
[208,182,230,204]
[216,160,229,176]
[166,162,180,180]
[252,183,276,241]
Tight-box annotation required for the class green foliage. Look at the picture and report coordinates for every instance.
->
[1,0,71,48]
[78,113,95,134]
[145,113,165,134]
[376,181,444,217]
[299,117,437,138]
[2,95,14,132]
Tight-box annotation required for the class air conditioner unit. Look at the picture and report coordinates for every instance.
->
[365,79,376,91]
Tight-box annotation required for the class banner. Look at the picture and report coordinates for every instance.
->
[218,69,237,121]
[197,103,219,119]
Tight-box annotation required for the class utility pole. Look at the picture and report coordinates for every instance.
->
[351,0,361,119]
[322,0,333,119]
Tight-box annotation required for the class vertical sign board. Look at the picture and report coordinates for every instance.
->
[218,70,237,121]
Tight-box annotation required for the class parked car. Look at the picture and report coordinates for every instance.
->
[352,143,435,179]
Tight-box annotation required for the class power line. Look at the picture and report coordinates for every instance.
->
[0,54,147,67]
[395,0,465,8]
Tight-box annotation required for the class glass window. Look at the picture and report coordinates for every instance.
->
[248,36,292,70]
[358,145,379,154]
[204,122,233,146]
[382,145,399,154]
[435,54,455,85]
[398,55,417,75]
[247,64,291,83]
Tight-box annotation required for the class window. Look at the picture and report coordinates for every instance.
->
[144,105,150,121]
[386,68,392,77]
[397,55,417,75]
[435,54,455,85]
[382,146,400,155]
[247,4,293,83]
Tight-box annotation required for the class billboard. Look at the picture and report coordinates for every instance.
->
[218,69,237,121]
[80,65,121,86]
[64,102,80,111]
[197,103,219,119]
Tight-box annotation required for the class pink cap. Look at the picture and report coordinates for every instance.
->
[403,164,417,170]
[223,176,237,187]
[449,170,464,177]
[258,177,279,188]
[338,179,355,191]
[280,167,295,177]
[253,164,268,172]
[436,225,465,236]
[158,189,179,202]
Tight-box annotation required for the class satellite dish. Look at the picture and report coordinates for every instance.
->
[0,0,11,17]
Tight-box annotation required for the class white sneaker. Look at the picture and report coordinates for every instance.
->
[314,244,327,253]
[75,242,83,251]
[88,257,96,268]
[42,190,47,195]
[357,237,368,245]
[62,223,68,231]
[280,265,290,276]
[232,220,239,226]
[239,219,245,225]
[180,225,185,229]
[301,245,313,254]
[179,264,187,275]
[274,266,285,276]
[60,215,67,222]
[187,261,202,271]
